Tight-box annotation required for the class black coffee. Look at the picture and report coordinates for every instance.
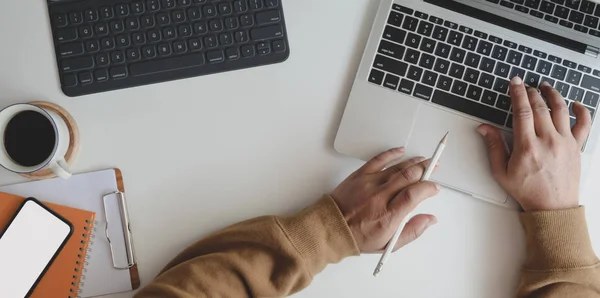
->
[4,111,56,167]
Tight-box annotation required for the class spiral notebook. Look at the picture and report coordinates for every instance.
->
[0,192,95,297]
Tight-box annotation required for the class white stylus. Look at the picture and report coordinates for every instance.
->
[373,132,448,277]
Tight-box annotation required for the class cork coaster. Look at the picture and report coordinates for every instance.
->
[20,101,80,180]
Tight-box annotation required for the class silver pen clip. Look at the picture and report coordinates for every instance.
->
[102,191,136,270]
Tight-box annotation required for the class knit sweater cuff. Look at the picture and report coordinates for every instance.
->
[278,195,360,276]
[520,206,599,270]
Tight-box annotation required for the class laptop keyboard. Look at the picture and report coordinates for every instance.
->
[368,4,600,128]
[487,0,600,39]
[49,0,289,97]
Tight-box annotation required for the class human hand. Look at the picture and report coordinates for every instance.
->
[477,77,592,211]
[331,148,440,253]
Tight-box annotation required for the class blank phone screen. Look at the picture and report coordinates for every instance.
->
[0,200,71,298]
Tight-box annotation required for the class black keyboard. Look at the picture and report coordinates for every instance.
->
[48,0,290,97]
[487,0,600,38]
[369,4,600,130]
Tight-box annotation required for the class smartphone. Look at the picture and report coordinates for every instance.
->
[0,198,72,298]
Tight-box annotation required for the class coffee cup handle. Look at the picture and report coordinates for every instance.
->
[50,157,72,179]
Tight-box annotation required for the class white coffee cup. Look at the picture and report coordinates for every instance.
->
[0,103,72,179]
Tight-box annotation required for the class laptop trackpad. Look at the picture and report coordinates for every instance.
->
[406,105,509,204]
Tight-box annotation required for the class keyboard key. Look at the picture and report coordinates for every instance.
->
[451,31,467,47]
[388,11,404,27]
[407,65,424,81]
[414,83,433,100]
[493,78,510,94]
[581,74,600,92]
[482,90,498,106]
[551,65,567,80]
[436,75,453,91]
[163,27,177,40]
[501,1,515,8]
[584,91,600,107]
[476,40,493,56]
[496,95,511,111]
[478,73,495,89]
[503,40,518,49]
[559,19,574,28]
[392,4,413,14]
[204,35,218,48]
[86,40,99,52]
[434,43,451,58]
[418,53,435,69]
[256,41,271,55]
[540,1,555,13]
[520,55,537,71]
[563,59,577,69]
[518,45,533,54]
[491,45,509,61]
[466,85,483,101]
[540,76,555,87]
[548,55,562,63]
[524,72,541,87]
[69,12,83,24]
[101,37,115,50]
[530,9,544,18]
[449,63,465,79]
[568,86,585,101]
[79,26,93,38]
[209,19,223,32]
[429,16,444,25]
[56,28,78,42]
[459,25,473,34]
[53,14,68,27]
[451,80,468,96]
[378,40,405,60]
[251,25,284,40]
[195,22,208,35]
[443,21,458,30]
[127,48,141,60]
[465,52,481,68]
[510,67,526,80]
[474,30,488,39]
[173,40,187,53]
[94,69,109,82]
[373,54,408,76]
[578,64,592,74]
[147,29,161,42]
[417,21,434,37]
[142,15,156,28]
[554,5,570,18]
[383,74,400,90]
[116,4,129,17]
[84,10,98,22]
[405,33,421,48]
[402,16,419,32]
[116,35,131,47]
[566,69,583,85]
[584,15,599,28]
[464,68,480,84]
[479,57,496,73]
[110,66,128,79]
[61,56,94,72]
[494,62,511,78]
[569,10,584,24]
[507,50,523,65]
[536,60,552,75]
[78,71,93,85]
[415,11,429,20]
[256,10,281,25]
[100,6,114,19]
[249,0,263,10]
[432,26,449,41]
[433,90,508,124]
[96,53,109,66]
[399,79,415,94]
[404,48,420,64]
[142,45,157,58]
[450,48,466,63]
[369,69,385,85]
[157,43,171,56]
[581,1,595,13]
[488,35,502,44]
[62,74,77,87]
[433,58,450,74]
[419,38,437,54]
[555,81,570,97]
[132,2,145,14]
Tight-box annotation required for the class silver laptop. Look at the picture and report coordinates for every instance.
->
[335,0,600,208]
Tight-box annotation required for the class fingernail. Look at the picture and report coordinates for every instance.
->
[511,76,522,85]
[417,156,426,162]
[434,183,440,191]
[476,126,487,136]
[540,81,550,88]
[427,218,438,228]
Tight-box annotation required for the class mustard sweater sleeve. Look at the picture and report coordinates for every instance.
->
[518,207,600,297]
[134,196,360,298]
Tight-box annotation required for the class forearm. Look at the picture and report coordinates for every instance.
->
[518,207,600,297]
[134,196,359,298]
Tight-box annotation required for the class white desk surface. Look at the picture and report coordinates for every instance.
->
[1,0,599,297]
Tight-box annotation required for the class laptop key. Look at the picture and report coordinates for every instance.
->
[540,1,555,13]
[407,65,424,81]
[569,10,584,24]
[448,31,464,47]
[500,0,515,8]
[373,54,408,76]
[464,68,480,84]
[476,40,493,56]
[491,45,509,61]
[413,83,433,101]
[404,48,420,64]
[524,72,541,87]
[494,62,511,78]
[450,48,466,63]
[432,26,449,41]
[479,57,496,73]
[525,0,541,9]
[461,35,477,50]
[402,15,419,32]
[435,43,451,58]
[580,1,595,13]
[429,16,444,25]
[405,33,421,49]
[418,53,435,69]
[566,69,583,85]
[449,63,465,79]
[496,95,512,111]
[555,81,570,97]
[578,65,592,74]
[437,75,453,91]
[551,65,567,80]
[383,73,400,90]
[417,21,434,37]
[434,58,450,74]
[419,37,437,53]
[432,90,508,125]
[465,52,481,68]
[581,74,600,92]
[493,77,510,94]
[507,50,523,66]
[368,69,385,85]
[478,73,495,89]
[399,79,415,94]
[421,70,438,86]
[482,90,498,105]
[451,80,468,96]
[540,76,555,87]
[568,86,585,101]
[467,85,483,101]
[559,19,574,28]
[382,26,407,44]
[415,11,429,20]
[459,25,473,34]
[548,55,562,63]
[584,15,599,28]
[584,91,599,107]
[554,6,570,18]
[536,60,552,75]
[510,67,526,80]
[388,11,404,27]
[378,40,406,60]
[563,59,577,69]
[521,55,537,71]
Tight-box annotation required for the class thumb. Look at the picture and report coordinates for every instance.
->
[477,124,508,182]
[392,214,437,251]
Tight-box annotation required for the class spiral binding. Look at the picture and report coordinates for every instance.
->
[68,220,97,298]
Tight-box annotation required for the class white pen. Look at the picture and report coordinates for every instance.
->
[373,132,448,277]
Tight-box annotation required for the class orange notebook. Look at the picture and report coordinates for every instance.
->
[0,192,95,298]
